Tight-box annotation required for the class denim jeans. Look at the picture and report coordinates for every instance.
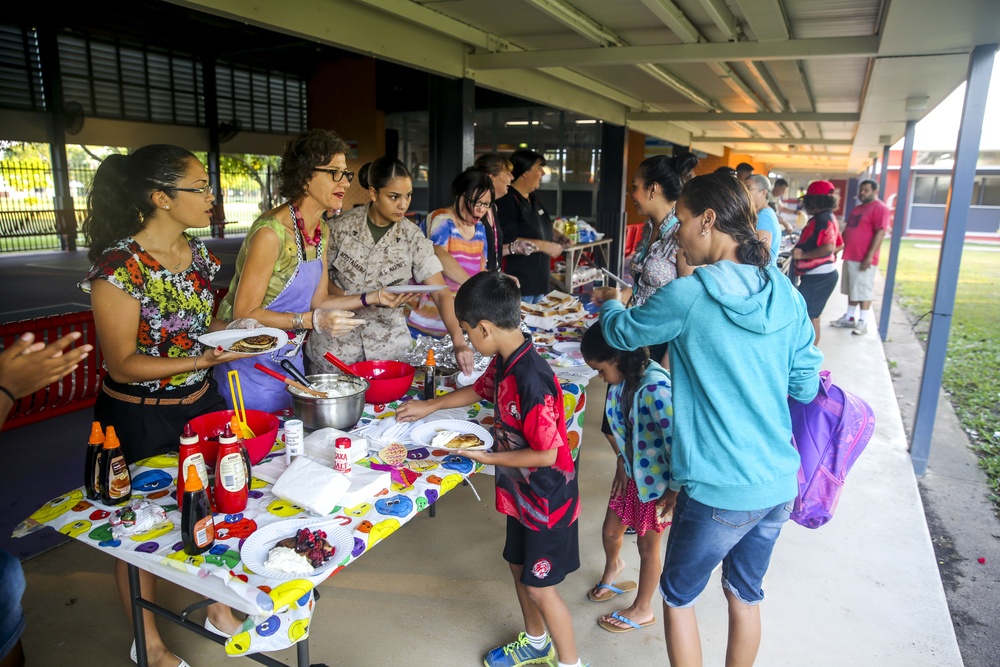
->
[520,294,545,304]
[0,549,25,658]
[659,490,792,607]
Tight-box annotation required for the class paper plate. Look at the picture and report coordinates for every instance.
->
[197,327,289,356]
[411,419,493,450]
[383,284,447,294]
[240,519,354,580]
[553,341,581,354]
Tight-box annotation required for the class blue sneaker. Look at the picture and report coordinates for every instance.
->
[483,633,556,667]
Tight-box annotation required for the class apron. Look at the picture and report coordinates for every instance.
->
[216,217,323,414]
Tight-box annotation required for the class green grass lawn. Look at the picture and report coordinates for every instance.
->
[884,238,1000,509]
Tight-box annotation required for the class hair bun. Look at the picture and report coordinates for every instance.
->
[357,163,372,190]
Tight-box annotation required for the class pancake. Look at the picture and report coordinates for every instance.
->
[228,334,278,353]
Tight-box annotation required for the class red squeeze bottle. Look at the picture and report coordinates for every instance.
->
[213,425,248,514]
[181,464,215,556]
[177,424,208,511]
[230,416,253,484]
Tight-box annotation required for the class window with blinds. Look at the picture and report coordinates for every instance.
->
[0,27,308,134]
[0,25,45,111]
[215,61,307,134]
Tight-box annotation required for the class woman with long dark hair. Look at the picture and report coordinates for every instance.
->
[80,144,244,667]
[305,156,474,374]
[407,168,493,336]
[600,173,822,666]
[472,153,536,272]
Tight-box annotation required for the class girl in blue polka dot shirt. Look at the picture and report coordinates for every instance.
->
[581,323,676,634]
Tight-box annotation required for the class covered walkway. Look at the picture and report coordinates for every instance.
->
[6,263,962,665]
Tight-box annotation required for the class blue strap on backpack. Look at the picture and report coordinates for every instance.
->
[788,370,876,528]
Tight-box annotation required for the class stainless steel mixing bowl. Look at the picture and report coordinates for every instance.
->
[287,373,369,430]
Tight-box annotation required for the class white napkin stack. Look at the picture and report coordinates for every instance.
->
[303,427,370,464]
[271,456,350,516]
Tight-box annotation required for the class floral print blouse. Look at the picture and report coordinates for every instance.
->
[79,234,220,391]
[629,215,680,307]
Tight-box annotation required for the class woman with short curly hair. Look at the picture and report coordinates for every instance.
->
[215,129,412,413]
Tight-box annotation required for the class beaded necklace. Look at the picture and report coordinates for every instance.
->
[288,203,322,246]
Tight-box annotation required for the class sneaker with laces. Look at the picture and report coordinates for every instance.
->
[483,633,556,667]
[830,315,856,328]
[852,320,868,336]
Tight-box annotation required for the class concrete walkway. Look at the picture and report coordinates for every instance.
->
[9,260,962,666]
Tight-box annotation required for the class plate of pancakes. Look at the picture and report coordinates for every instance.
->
[198,327,289,355]
[410,419,493,451]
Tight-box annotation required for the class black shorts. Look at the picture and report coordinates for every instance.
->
[796,270,839,319]
[503,516,580,588]
[94,376,227,465]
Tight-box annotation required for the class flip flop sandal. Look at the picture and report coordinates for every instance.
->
[598,611,657,634]
[587,580,638,602]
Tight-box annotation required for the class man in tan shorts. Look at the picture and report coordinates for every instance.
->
[830,180,891,336]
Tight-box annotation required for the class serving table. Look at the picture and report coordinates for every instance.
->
[18,379,588,666]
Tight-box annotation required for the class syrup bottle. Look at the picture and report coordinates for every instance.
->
[98,426,132,506]
[177,424,208,511]
[181,464,215,556]
[213,425,248,514]
[84,421,104,501]
[230,416,253,484]
[422,349,437,401]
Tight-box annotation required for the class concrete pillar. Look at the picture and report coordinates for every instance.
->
[203,54,225,238]
[878,120,916,341]
[878,144,891,196]
[36,26,76,252]
[428,76,475,212]
[596,122,628,276]
[910,44,997,475]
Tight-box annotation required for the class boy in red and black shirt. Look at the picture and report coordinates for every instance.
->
[397,271,584,667]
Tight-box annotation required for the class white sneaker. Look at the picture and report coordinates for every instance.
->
[830,315,855,328]
[852,320,868,336]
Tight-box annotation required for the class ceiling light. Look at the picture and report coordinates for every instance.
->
[506,121,541,126]
[575,119,599,124]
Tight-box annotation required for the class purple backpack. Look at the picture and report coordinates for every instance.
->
[788,370,875,528]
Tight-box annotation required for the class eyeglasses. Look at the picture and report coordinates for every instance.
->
[314,167,355,184]
[472,200,492,212]
[173,185,215,196]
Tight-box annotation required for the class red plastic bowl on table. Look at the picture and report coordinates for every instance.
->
[349,360,416,404]
[185,409,280,467]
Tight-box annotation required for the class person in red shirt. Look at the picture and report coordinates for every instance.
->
[397,271,585,667]
[830,180,891,336]
[792,180,843,346]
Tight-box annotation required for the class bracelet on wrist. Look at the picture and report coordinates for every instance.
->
[360,292,369,307]
[0,385,15,404]
[291,311,304,329]
[193,356,199,372]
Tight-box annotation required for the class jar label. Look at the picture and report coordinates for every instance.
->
[108,456,131,499]
[193,515,215,548]
[181,452,208,487]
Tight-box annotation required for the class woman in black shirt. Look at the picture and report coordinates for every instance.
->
[494,150,570,302]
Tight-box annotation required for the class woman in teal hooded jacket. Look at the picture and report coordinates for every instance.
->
[601,173,822,667]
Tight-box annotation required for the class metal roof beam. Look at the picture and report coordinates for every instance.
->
[697,0,738,41]
[467,35,880,69]
[630,112,859,122]
[693,136,853,145]
[638,0,700,42]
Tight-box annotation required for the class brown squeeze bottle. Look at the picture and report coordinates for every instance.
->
[422,349,437,401]
[99,426,132,506]
[84,421,104,501]
[181,464,215,555]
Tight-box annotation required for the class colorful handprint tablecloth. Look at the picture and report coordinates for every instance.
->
[17,379,587,657]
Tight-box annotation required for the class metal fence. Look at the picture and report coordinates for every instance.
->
[0,156,271,252]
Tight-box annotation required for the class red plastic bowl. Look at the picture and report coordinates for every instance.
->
[186,409,280,467]
[348,360,416,404]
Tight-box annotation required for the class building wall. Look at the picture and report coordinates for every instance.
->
[308,56,385,212]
